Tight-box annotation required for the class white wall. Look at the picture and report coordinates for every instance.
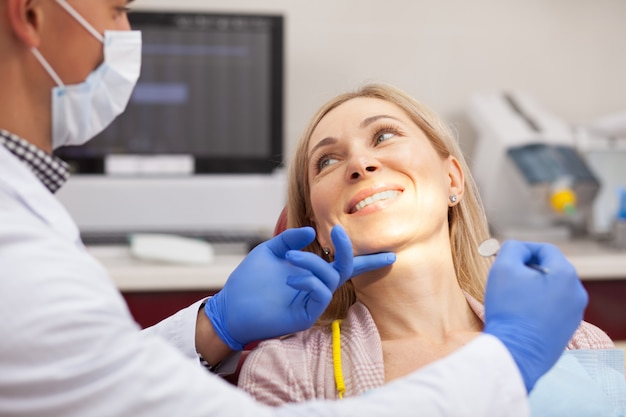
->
[134,0,626,159]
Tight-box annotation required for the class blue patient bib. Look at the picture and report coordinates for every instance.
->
[529,349,626,417]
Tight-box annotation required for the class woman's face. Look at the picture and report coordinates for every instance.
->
[307,97,462,255]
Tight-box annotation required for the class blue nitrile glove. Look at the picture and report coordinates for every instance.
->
[204,225,395,351]
[483,240,588,393]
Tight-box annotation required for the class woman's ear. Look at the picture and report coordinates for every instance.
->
[447,156,464,205]
[307,218,320,247]
[309,217,330,251]
[6,0,44,48]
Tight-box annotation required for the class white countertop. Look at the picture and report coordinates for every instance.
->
[88,245,244,292]
[555,239,626,280]
[89,239,626,292]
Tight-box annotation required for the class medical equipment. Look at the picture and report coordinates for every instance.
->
[577,109,626,237]
[612,189,626,249]
[478,238,501,258]
[468,91,600,241]
[478,238,549,274]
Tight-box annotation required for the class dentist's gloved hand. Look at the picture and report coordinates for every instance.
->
[204,225,395,351]
[483,240,588,393]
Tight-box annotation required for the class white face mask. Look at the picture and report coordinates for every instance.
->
[31,0,142,150]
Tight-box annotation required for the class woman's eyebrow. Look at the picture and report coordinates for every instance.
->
[360,114,402,128]
[308,115,403,158]
[308,137,337,159]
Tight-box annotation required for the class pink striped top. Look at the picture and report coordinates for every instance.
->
[238,294,615,406]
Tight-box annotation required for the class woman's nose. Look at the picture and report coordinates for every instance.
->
[347,156,380,180]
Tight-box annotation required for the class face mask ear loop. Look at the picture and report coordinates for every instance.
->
[55,0,104,43]
[31,48,65,87]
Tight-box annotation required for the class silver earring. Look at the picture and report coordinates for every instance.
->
[449,195,458,204]
[323,247,331,256]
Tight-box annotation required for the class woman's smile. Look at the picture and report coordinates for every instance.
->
[349,189,402,214]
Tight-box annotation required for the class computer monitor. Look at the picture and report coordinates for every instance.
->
[55,11,286,244]
[56,11,284,174]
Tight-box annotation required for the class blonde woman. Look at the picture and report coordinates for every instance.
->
[239,83,614,405]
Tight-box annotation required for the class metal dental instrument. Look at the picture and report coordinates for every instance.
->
[478,238,501,258]
[478,238,550,274]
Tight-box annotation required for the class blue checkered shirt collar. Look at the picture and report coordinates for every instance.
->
[0,129,70,194]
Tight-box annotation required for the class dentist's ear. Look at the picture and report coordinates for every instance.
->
[6,0,44,48]
[447,156,464,205]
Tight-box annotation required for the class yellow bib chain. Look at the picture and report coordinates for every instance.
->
[331,319,345,399]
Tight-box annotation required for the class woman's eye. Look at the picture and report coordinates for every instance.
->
[375,131,396,144]
[317,155,338,172]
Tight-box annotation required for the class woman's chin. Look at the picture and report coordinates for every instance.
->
[352,234,412,256]
[353,243,396,257]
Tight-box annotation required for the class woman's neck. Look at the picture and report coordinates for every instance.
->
[353,240,483,343]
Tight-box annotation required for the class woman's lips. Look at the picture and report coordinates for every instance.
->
[348,188,403,214]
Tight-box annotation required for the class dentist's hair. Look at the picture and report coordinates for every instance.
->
[286,83,491,325]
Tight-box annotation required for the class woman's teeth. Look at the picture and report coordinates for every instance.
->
[352,190,400,213]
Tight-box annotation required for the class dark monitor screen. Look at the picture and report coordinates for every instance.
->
[55,11,284,174]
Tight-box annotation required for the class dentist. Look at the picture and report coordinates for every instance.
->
[0,0,588,416]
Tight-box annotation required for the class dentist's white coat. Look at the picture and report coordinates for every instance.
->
[0,145,529,417]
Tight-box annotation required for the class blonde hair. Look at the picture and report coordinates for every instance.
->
[287,83,491,325]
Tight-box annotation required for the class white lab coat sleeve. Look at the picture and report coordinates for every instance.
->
[274,334,530,417]
[141,298,242,376]
[141,298,207,360]
[0,189,271,417]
